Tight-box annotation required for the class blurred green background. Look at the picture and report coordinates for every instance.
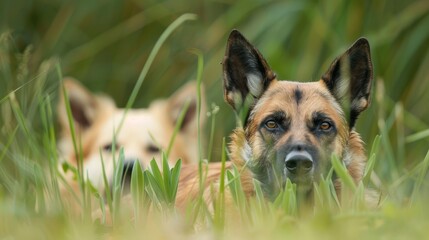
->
[1,0,429,180]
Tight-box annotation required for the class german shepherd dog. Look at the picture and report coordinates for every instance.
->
[176,30,374,207]
[57,78,205,199]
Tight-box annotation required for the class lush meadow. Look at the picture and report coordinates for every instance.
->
[1,0,429,239]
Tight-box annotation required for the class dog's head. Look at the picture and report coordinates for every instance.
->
[223,30,373,195]
[57,78,205,191]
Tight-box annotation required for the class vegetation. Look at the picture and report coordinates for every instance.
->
[1,0,429,239]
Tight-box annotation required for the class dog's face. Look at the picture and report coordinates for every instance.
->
[58,79,205,191]
[223,30,372,195]
[245,81,349,190]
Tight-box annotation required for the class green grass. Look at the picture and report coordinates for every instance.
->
[1,0,429,239]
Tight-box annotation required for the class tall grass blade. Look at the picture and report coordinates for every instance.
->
[130,159,147,224]
[116,13,197,133]
[166,99,190,158]
[213,138,227,229]
[331,154,357,192]
[112,148,125,223]
[363,135,381,185]
[189,48,204,161]
[410,149,429,203]
[406,129,429,143]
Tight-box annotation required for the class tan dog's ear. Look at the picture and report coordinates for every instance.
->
[167,81,206,134]
[58,77,115,133]
[321,38,373,128]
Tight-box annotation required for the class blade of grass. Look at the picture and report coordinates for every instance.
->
[161,153,173,203]
[130,159,147,224]
[406,129,429,143]
[331,154,357,192]
[39,95,64,208]
[213,138,227,229]
[166,99,191,158]
[56,64,88,207]
[187,49,205,160]
[0,126,17,164]
[99,149,113,222]
[170,159,182,205]
[207,104,219,163]
[146,158,167,207]
[410,149,429,203]
[111,148,125,223]
[363,135,381,185]
[116,13,197,134]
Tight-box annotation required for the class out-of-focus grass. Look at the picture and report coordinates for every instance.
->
[0,0,429,239]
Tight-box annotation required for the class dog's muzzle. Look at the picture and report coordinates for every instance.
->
[285,150,313,175]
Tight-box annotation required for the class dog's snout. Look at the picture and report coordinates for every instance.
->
[291,143,307,152]
[285,151,313,174]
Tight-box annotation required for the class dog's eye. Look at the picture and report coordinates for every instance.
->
[265,120,278,129]
[103,143,119,152]
[147,144,160,153]
[319,122,331,131]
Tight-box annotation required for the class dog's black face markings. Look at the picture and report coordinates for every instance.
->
[309,111,337,139]
[259,111,290,135]
[294,87,303,105]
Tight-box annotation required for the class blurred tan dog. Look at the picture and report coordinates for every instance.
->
[57,78,205,198]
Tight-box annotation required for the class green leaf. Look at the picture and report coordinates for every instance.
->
[331,154,357,191]
[146,159,166,204]
[162,153,172,200]
[130,159,147,223]
[410,149,429,203]
[170,159,182,203]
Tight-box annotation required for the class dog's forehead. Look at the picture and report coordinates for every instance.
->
[260,80,335,105]
[97,110,169,142]
[113,110,158,126]
[252,80,343,121]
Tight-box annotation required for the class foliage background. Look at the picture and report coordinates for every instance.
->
[1,0,429,238]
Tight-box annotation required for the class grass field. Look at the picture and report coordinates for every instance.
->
[1,0,429,239]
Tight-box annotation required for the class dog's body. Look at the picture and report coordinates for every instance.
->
[57,79,205,198]
[176,30,374,208]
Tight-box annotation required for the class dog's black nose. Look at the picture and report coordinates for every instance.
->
[285,151,313,174]
[121,160,136,189]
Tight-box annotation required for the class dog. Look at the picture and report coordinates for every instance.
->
[57,78,205,201]
[176,30,374,209]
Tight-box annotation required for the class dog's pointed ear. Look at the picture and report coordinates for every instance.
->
[167,81,206,134]
[58,77,115,132]
[222,30,276,112]
[322,38,373,128]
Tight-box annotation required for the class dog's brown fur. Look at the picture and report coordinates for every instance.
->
[176,30,374,208]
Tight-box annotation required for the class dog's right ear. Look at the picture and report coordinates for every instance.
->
[222,30,276,112]
[321,38,373,128]
[166,81,206,134]
[58,77,114,133]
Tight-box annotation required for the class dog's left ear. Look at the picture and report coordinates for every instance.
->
[322,38,373,128]
[58,77,115,133]
[167,81,206,133]
[222,30,276,112]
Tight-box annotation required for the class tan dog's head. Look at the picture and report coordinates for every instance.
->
[223,30,372,196]
[58,78,205,191]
